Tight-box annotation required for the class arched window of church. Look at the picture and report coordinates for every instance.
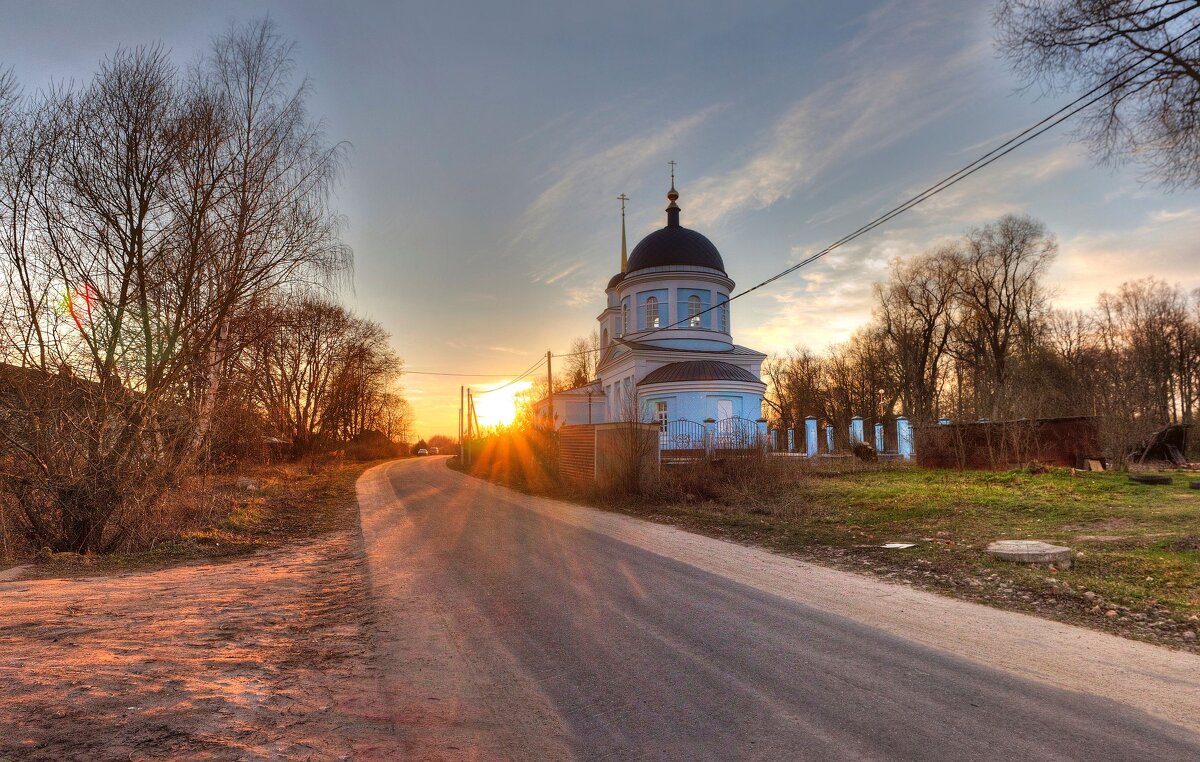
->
[621,304,628,335]
[645,296,660,329]
[602,327,609,347]
[687,295,702,327]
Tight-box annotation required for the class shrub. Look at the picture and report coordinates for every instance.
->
[345,430,401,461]
[850,442,877,462]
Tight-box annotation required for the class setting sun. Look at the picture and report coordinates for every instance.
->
[472,379,532,429]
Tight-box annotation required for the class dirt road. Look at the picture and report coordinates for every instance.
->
[4,456,1200,760]
[358,456,1200,760]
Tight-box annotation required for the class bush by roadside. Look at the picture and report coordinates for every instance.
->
[2,458,392,577]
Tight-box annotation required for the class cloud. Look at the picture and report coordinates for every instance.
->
[684,0,987,229]
[742,200,1200,358]
[740,239,902,353]
[511,104,723,248]
[909,142,1085,223]
[564,284,599,308]
[534,261,585,285]
[1051,208,1200,309]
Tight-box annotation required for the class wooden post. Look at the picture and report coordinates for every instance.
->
[546,350,554,428]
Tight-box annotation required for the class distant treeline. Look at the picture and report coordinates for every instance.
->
[766,214,1199,459]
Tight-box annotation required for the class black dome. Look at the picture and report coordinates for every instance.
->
[627,226,725,274]
[606,271,625,289]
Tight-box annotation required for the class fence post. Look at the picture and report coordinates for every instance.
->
[874,421,885,453]
[850,416,864,445]
[703,418,716,460]
[897,416,914,460]
[825,424,835,454]
[787,428,795,453]
[805,417,818,458]
[757,419,769,452]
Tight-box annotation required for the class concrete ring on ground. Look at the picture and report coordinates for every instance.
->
[986,540,1073,569]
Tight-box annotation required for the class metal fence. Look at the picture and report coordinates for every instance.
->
[659,417,764,454]
[660,418,707,451]
[714,417,760,450]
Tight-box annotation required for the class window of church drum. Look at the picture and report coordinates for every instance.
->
[655,401,668,430]
[645,296,661,329]
[687,295,702,327]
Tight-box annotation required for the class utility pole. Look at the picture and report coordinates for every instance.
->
[546,350,554,428]
[466,388,474,467]
[459,385,464,460]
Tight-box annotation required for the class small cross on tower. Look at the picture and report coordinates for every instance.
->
[668,160,677,186]
[617,192,628,217]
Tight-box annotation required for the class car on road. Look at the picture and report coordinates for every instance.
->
[416,448,429,455]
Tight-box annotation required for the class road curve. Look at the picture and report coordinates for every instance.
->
[357,457,1200,761]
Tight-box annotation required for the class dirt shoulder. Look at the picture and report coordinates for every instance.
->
[0,458,408,760]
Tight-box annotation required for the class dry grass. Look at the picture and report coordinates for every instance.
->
[4,458,383,574]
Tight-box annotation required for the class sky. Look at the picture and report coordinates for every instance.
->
[2,0,1198,438]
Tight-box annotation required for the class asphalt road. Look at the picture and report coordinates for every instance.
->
[359,457,1200,761]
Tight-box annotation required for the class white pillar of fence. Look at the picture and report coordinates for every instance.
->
[874,422,885,452]
[757,419,769,450]
[897,416,914,459]
[825,424,835,454]
[787,428,795,452]
[850,416,864,445]
[805,417,818,458]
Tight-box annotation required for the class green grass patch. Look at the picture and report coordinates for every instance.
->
[620,461,1200,630]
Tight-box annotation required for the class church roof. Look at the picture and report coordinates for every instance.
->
[626,183,725,275]
[627,226,725,274]
[606,271,625,289]
[638,360,760,386]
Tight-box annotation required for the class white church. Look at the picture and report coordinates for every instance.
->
[539,176,768,438]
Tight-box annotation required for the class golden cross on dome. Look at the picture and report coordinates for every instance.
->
[668,160,677,185]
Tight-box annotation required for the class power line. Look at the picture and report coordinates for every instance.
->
[406,370,541,377]
[434,22,1200,375]
[626,20,1200,341]
[472,356,547,395]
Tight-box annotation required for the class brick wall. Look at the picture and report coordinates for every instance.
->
[915,416,1102,469]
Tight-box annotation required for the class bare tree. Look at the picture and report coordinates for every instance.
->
[243,296,399,456]
[604,385,659,494]
[951,214,1056,419]
[562,332,599,389]
[875,246,959,422]
[0,21,352,552]
[762,347,826,430]
[995,0,1200,188]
